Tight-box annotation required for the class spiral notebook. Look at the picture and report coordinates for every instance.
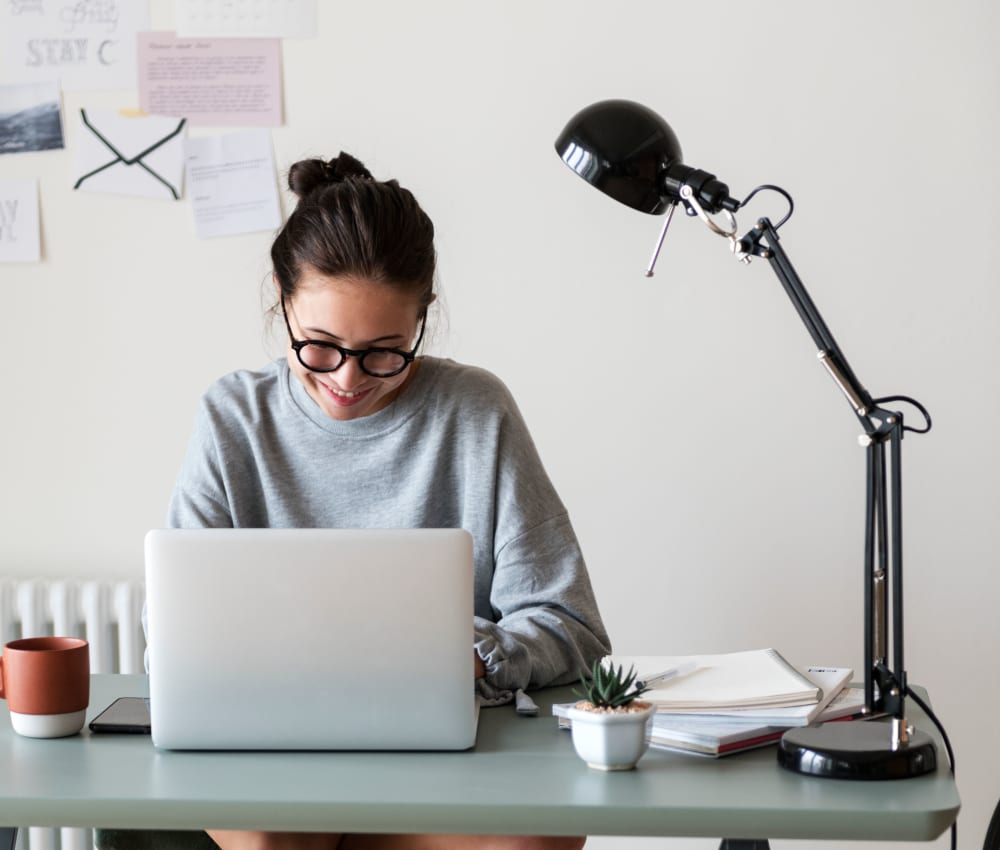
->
[610,648,821,712]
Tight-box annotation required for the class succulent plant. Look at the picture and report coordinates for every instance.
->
[574,660,650,709]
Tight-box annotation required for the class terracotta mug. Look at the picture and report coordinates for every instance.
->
[0,637,90,738]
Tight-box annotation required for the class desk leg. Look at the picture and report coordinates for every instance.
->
[719,839,769,850]
[0,829,16,850]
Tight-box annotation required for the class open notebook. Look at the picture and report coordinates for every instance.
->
[611,648,821,712]
[144,528,478,751]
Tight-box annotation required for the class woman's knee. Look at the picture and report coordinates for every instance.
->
[206,830,344,850]
[494,837,586,850]
[340,834,584,850]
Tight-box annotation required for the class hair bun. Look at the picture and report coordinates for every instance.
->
[288,152,373,199]
[327,152,373,182]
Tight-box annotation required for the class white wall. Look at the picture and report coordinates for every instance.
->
[1,1,996,848]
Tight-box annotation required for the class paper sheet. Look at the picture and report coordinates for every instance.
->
[137,31,283,127]
[0,81,65,155]
[0,177,41,263]
[175,0,317,38]
[2,0,150,91]
[609,649,820,710]
[72,108,187,200]
[185,128,281,238]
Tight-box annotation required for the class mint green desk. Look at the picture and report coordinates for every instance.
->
[0,675,959,840]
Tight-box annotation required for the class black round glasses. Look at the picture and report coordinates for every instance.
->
[281,297,426,378]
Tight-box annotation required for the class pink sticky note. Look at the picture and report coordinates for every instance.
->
[137,31,283,127]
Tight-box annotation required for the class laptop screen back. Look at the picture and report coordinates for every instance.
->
[144,527,476,751]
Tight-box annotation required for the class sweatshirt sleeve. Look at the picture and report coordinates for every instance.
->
[473,513,611,691]
[466,375,611,691]
[166,398,234,529]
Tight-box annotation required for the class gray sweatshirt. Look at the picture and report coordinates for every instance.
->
[166,356,611,691]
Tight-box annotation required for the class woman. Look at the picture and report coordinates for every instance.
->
[169,151,611,850]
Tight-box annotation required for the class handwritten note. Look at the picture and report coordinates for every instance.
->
[137,31,283,127]
[2,0,151,91]
[175,0,317,38]
[185,128,281,238]
[0,177,41,263]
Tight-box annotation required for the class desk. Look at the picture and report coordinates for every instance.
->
[0,675,959,840]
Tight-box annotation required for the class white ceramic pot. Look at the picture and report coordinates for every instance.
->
[566,702,655,771]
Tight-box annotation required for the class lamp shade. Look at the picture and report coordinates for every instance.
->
[554,99,682,215]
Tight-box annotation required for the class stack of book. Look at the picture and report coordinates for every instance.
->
[554,648,866,758]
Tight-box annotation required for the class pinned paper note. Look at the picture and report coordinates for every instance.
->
[2,0,150,91]
[185,128,281,238]
[175,0,317,38]
[72,108,187,200]
[0,177,41,263]
[137,31,283,127]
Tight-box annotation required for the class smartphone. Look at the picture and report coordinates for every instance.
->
[88,697,152,734]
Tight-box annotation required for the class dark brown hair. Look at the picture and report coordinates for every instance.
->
[271,152,436,309]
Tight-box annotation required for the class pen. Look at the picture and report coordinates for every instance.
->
[635,660,698,690]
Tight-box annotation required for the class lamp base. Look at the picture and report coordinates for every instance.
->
[777,721,937,780]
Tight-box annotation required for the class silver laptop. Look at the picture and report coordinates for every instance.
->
[144,528,477,751]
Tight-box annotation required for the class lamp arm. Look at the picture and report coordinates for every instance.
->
[737,216,911,726]
[737,218,877,429]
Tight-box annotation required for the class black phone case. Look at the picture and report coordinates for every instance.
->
[88,697,152,734]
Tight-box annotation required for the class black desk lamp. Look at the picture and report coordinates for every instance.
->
[555,99,936,780]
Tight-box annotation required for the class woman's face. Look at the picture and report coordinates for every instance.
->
[282,270,425,422]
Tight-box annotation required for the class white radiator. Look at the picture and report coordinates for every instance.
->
[0,578,146,850]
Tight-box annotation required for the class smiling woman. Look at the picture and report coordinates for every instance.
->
[265,152,436,422]
[278,276,426,421]
[156,151,611,850]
